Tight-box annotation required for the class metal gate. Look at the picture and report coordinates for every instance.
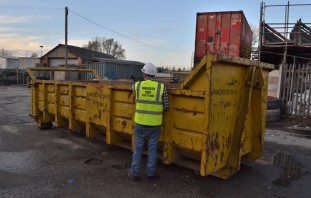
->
[280,63,311,117]
[0,69,29,85]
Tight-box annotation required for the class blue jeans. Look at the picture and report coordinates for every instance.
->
[130,123,161,177]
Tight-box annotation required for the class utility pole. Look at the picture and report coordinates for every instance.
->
[40,45,43,57]
[65,6,68,67]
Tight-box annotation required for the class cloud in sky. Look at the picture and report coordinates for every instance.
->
[0,16,37,24]
[0,33,20,38]
[4,0,290,67]
[0,27,18,32]
[67,39,89,47]
[0,33,52,53]
[0,14,61,50]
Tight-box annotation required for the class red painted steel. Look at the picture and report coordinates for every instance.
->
[194,11,252,65]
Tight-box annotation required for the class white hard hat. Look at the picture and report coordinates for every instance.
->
[142,63,157,76]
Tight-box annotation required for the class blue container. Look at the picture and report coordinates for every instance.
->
[85,59,144,81]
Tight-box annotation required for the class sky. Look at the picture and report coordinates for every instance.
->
[0,0,310,68]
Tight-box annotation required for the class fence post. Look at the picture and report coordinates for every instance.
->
[289,64,295,115]
[276,65,283,99]
[308,67,311,117]
[280,64,285,113]
[299,64,304,116]
[294,64,301,116]
[282,64,290,114]
[303,65,308,116]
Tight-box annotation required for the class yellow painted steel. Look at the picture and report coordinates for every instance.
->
[28,55,274,179]
[26,67,102,81]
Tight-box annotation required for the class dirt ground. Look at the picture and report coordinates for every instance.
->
[1,86,311,198]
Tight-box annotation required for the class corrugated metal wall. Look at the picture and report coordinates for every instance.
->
[85,60,144,80]
[194,11,252,65]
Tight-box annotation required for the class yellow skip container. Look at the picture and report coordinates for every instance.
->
[28,54,274,179]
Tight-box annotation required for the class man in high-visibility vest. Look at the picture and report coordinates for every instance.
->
[129,63,169,182]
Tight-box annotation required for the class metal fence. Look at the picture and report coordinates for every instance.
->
[280,63,311,117]
[0,69,29,86]
[85,60,144,81]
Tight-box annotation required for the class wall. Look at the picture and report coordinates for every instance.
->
[0,57,6,69]
[0,57,19,69]
[268,69,281,98]
[7,58,19,69]
[19,57,40,69]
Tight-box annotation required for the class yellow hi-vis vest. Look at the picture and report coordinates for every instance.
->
[134,80,164,126]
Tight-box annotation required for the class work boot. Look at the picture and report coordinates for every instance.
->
[147,174,159,181]
[128,171,139,182]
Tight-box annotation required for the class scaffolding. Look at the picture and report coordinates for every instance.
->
[259,1,311,65]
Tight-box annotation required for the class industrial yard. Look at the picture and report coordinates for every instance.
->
[1,1,311,197]
[0,86,311,197]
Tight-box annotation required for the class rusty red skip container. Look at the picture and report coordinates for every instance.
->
[194,11,252,65]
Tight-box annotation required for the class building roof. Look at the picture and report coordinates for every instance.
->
[94,57,144,66]
[0,56,19,60]
[47,44,115,60]
[19,57,40,59]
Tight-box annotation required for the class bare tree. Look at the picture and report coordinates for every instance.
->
[83,37,126,59]
[250,24,259,47]
[102,38,125,59]
[0,48,12,56]
[102,38,113,55]
[83,37,102,52]
[31,52,38,57]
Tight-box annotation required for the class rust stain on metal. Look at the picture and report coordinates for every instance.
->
[259,135,263,148]
[61,90,69,95]
[122,120,127,130]
[93,84,105,88]
[220,151,224,162]
[226,80,237,86]
[206,134,211,156]
[98,110,101,119]
[240,141,246,152]
[214,155,218,167]
[128,91,133,99]
[210,132,220,152]
[95,87,105,96]
[205,131,221,167]
[226,133,232,148]
[191,138,194,150]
